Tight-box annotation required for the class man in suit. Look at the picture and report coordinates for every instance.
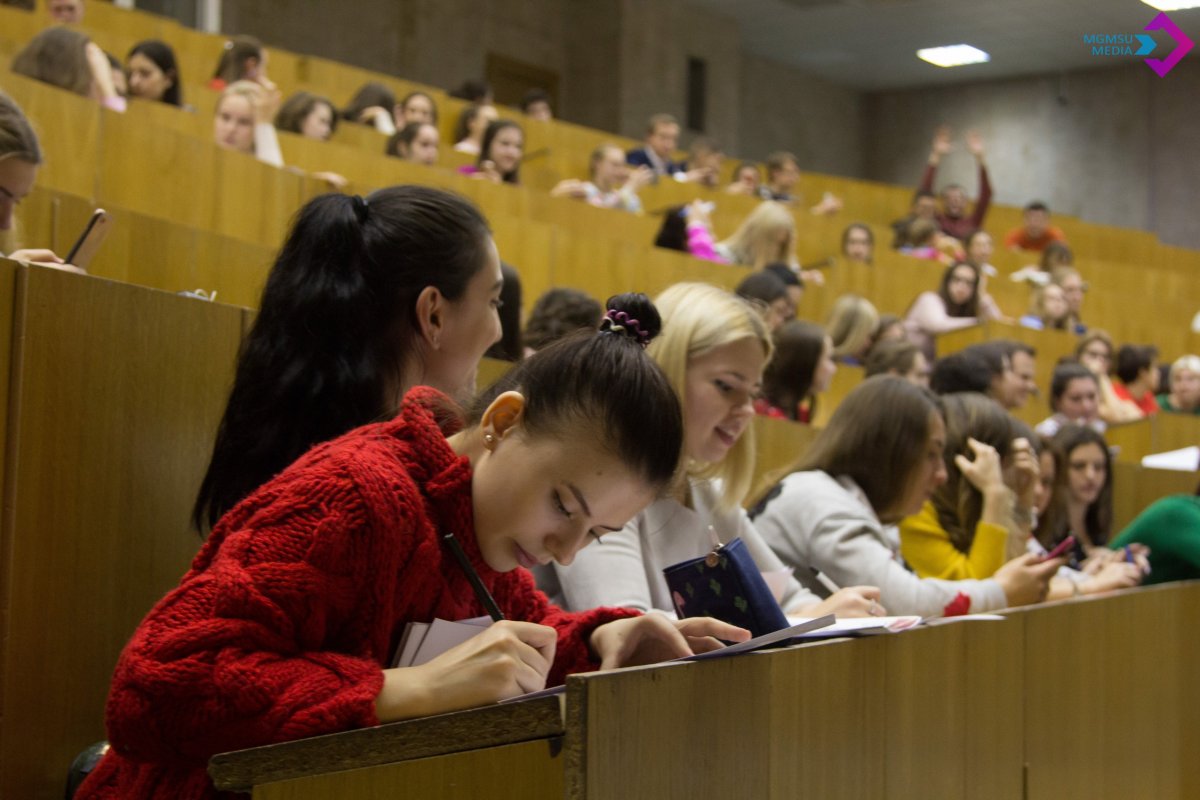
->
[626,114,694,182]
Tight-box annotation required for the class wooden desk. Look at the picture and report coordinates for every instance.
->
[210,583,1200,800]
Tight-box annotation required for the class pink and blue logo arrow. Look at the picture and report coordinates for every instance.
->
[1144,12,1193,77]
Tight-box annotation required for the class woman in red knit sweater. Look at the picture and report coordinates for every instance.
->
[80,293,746,799]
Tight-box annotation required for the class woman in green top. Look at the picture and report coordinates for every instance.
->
[1110,488,1200,584]
[1156,355,1200,414]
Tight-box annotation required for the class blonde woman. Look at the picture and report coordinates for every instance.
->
[715,203,826,285]
[826,294,878,363]
[538,282,879,618]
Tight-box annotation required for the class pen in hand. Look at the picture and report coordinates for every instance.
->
[442,532,506,622]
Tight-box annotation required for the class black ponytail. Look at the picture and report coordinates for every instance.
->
[193,186,491,530]
[471,293,682,489]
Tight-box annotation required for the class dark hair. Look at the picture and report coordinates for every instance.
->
[761,376,943,524]
[342,82,395,122]
[865,339,920,379]
[520,88,550,114]
[1040,241,1073,270]
[522,288,603,353]
[450,79,491,103]
[841,222,874,262]
[0,91,43,164]
[1049,362,1098,412]
[398,91,438,125]
[764,151,798,177]
[11,26,92,96]
[934,392,1016,553]
[762,320,826,422]
[386,121,436,159]
[929,346,1002,395]
[763,262,803,290]
[212,35,262,84]
[937,262,981,317]
[127,39,181,106]
[477,119,523,184]
[654,206,688,252]
[472,293,682,489]
[453,103,484,144]
[1042,424,1113,546]
[912,188,936,205]
[193,187,492,530]
[275,91,337,137]
[485,263,523,362]
[733,161,760,182]
[735,271,788,308]
[1115,344,1158,385]
[1024,201,1050,213]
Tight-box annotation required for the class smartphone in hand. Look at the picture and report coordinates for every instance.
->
[65,209,111,270]
[1042,535,1076,562]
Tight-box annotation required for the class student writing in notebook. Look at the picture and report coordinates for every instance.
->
[79,293,746,800]
[540,282,879,618]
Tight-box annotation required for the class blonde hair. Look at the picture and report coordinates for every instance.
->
[1028,283,1068,329]
[825,294,878,360]
[649,282,773,510]
[1170,354,1200,385]
[716,202,797,269]
[215,81,262,153]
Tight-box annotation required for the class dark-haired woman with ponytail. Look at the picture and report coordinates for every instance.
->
[194,186,506,531]
[80,293,747,800]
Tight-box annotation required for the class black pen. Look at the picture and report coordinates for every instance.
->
[442,532,506,622]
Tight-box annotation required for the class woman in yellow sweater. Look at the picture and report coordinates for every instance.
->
[900,393,1038,580]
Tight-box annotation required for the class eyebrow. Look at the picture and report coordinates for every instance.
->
[568,483,625,533]
[0,185,15,201]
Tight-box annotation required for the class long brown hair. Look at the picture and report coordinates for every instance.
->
[11,27,93,97]
[1045,424,1113,547]
[763,376,943,524]
[932,393,1015,553]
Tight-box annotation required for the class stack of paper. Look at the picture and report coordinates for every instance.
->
[391,616,492,667]
[784,615,923,638]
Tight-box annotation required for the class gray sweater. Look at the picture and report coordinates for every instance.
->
[537,477,820,615]
[752,471,1007,616]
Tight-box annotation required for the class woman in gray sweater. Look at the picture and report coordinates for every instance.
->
[751,377,1060,617]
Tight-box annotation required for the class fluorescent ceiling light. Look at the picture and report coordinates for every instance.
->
[917,44,991,68]
[1141,1,1200,10]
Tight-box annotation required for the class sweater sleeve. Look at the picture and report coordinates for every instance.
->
[495,570,639,686]
[755,475,1005,616]
[918,163,936,194]
[971,163,992,227]
[686,222,721,262]
[104,469,392,765]
[735,506,822,612]
[899,502,1009,580]
[254,122,285,168]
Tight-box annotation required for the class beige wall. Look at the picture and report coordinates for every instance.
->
[220,1,1198,248]
[862,61,1200,249]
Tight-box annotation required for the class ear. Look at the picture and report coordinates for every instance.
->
[480,391,526,446]
[414,285,446,350]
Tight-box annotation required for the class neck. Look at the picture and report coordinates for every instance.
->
[447,428,485,464]
[1067,500,1091,546]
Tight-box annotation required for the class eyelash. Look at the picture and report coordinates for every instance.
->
[491,298,504,309]
[554,491,603,542]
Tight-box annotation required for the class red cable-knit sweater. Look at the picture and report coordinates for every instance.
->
[78,387,635,799]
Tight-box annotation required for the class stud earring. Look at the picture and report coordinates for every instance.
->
[483,433,496,448]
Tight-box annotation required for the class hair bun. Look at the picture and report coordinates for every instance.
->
[600,292,661,347]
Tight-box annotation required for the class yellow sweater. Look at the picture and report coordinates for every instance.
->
[899,501,1010,580]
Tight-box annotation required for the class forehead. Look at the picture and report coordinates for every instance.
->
[219,94,253,114]
[690,336,766,374]
[1069,442,1105,462]
[1064,377,1096,394]
[0,157,38,197]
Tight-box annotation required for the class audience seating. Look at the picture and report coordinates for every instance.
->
[0,4,1197,797]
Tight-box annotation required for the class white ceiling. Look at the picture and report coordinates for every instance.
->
[678,0,1200,90]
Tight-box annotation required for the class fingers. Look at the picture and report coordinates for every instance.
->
[684,635,727,655]
[675,616,750,643]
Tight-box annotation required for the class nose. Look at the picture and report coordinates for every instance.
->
[934,459,949,488]
[547,527,589,567]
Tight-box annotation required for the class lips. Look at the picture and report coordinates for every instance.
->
[714,423,743,448]
[514,543,543,570]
